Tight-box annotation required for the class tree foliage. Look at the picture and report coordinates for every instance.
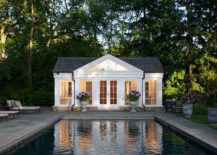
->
[0,0,216,105]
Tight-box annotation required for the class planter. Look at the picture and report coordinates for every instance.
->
[182,104,193,117]
[129,101,138,112]
[80,101,88,112]
[208,108,217,123]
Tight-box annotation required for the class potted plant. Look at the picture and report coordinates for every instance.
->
[76,92,90,112]
[208,89,217,123]
[127,90,141,112]
[180,91,197,117]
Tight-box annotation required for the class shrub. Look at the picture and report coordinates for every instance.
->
[193,104,208,114]
[31,89,53,106]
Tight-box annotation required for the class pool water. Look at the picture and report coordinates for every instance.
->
[11,120,214,155]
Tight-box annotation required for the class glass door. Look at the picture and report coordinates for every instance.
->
[110,80,117,104]
[100,80,107,104]
[99,80,117,105]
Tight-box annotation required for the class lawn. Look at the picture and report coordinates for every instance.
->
[186,114,217,130]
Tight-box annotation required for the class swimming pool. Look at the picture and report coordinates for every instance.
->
[11,120,214,155]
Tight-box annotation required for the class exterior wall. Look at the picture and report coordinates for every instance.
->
[53,73,73,109]
[53,72,164,110]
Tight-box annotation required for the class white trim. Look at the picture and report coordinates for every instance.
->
[53,73,72,80]
[74,71,143,78]
[74,54,143,73]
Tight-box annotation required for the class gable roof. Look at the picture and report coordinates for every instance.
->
[53,56,164,73]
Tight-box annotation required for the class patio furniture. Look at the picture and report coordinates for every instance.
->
[0,111,19,118]
[165,99,182,113]
[0,114,8,122]
[165,99,176,112]
[7,100,40,113]
[174,100,182,113]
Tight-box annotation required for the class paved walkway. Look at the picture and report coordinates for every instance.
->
[0,109,61,155]
[155,113,217,154]
[0,109,217,154]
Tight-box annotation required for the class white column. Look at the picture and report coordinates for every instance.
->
[54,78,60,106]
[143,79,146,106]
[137,78,143,106]
[118,79,125,107]
[71,81,74,105]
[92,79,99,106]
[74,78,80,107]
[157,78,163,106]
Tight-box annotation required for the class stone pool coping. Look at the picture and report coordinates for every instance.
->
[0,110,217,154]
[155,114,217,154]
[0,113,62,155]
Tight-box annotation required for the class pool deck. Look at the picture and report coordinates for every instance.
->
[0,108,217,154]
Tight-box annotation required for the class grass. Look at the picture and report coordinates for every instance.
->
[186,114,217,130]
[187,114,208,124]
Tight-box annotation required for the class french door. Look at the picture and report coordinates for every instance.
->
[100,80,117,105]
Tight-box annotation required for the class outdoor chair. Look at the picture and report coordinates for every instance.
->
[7,100,40,113]
[0,114,8,122]
[174,100,182,113]
[0,111,19,118]
[165,99,176,112]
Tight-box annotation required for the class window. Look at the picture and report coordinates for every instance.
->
[60,80,72,105]
[145,80,157,105]
[100,80,107,104]
[110,81,117,104]
[88,60,129,71]
[125,80,137,105]
[80,80,92,105]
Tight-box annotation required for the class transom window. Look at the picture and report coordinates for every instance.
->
[88,60,129,71]
[145,80,157,105]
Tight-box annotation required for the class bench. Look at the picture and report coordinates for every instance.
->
[0,114,8,122]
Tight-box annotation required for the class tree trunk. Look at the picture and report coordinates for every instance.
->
[27,2,35,89]
[0,26,7,61]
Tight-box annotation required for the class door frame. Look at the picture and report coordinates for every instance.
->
[98,79,119,109]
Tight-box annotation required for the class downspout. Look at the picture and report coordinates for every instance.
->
[142,72,145,107]
[72,73,76,107]
[69,72,75,112]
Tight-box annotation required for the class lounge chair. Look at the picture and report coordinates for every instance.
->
[7,100,40,113]
[0,114,8,122]
[0,111,19,118]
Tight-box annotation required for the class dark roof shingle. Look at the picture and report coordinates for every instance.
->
[53,57,164,73]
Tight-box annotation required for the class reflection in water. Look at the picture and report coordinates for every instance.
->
[53,120,164,155]
[12,120,214,155]
[77,121,92,150]
[144,120,162,154]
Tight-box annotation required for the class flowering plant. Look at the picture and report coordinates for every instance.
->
[127,90,141,102]
[180,91,198,104]
[76,92,90,101]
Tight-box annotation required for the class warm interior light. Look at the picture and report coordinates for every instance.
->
[145,80,157,105]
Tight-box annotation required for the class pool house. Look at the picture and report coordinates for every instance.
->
[52,54,164,111]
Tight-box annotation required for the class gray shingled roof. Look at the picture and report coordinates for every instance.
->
[53,57,164,73]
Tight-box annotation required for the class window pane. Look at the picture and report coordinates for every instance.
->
[125,80,137,105]
[86,81,92,105]
[110,81,117,104]
[60,80,72,105]
[145,80,157,105]
[100,81,107,104]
